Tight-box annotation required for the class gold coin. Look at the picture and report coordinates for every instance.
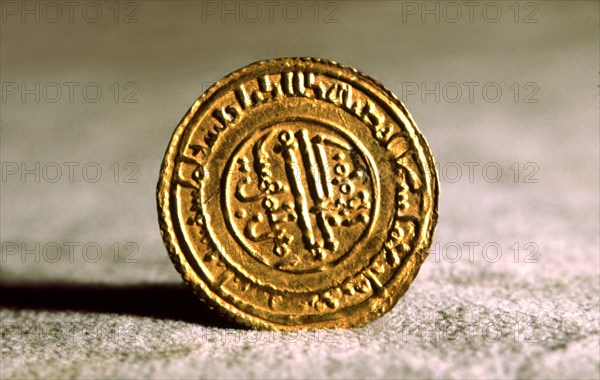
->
[157,58,438,330]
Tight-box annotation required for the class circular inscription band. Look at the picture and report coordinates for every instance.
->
[157,58,439,330]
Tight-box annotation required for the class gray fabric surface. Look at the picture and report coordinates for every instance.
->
[1,2,598,379]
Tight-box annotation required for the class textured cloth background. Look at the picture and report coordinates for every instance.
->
[1,2,598,379]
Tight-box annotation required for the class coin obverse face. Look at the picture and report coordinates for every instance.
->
[157,58,439,330]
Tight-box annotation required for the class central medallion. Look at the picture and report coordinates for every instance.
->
[223,120,377,272]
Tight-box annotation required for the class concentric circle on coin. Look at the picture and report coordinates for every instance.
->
[157,58,438,330]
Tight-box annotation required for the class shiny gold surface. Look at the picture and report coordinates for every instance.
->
[157,58,438,330]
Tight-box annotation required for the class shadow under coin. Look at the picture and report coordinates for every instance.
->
[0,282,241,329]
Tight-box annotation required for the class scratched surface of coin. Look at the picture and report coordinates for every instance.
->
[157,58,438,330]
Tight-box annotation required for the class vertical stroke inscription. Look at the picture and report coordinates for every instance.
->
[229,126,373,271]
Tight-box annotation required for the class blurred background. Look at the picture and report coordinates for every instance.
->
[1,1,598,379]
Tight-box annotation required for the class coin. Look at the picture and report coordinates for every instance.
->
[157,58,438,330]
